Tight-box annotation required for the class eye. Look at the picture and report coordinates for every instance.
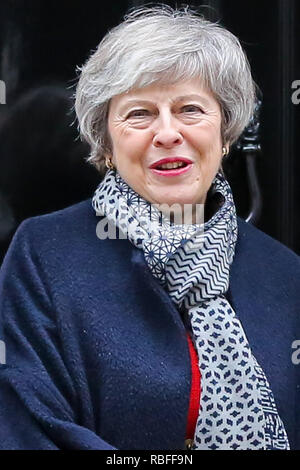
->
[126,109,151,119]
[181,105,203,114]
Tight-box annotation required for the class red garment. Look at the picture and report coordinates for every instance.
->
[186,333,201,440]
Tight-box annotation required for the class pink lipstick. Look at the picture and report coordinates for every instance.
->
[149,157,193,177]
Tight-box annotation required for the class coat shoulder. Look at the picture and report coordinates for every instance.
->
[232,218,300,312]
[236,217,299,270]
[20,199,95,233]
[11,199,98,250]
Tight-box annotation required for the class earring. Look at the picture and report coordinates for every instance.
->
[222,147,228,157]
[105,156,115,170]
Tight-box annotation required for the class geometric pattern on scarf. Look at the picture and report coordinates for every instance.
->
[92,169,290,450]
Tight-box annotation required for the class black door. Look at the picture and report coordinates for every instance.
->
[0,0,299,257]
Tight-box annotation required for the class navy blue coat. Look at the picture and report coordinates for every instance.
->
[0,199,299,450]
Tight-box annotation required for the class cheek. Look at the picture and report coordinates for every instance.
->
[207,131,222,156]
[189,125,222,178]
[190,120,222,148]
[114,130,151,163]
[190,135,222,162]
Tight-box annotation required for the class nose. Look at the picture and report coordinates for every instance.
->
[152,113,183,148]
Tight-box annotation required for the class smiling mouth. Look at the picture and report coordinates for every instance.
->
[155,161,188,170]
[149,158,193,177]
[150,157,193,170]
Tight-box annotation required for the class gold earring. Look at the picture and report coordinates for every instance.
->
[222,147,228,157]
[105,156,115,170]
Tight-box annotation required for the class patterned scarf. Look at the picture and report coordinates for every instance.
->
[92,169,290,451]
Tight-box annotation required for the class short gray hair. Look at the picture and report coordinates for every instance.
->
[75,5,257,173]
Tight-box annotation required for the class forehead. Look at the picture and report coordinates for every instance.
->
[109,78,219,111]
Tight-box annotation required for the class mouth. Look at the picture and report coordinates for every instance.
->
[149,157,193,177]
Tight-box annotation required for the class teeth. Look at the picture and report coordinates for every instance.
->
[158,162,186,170]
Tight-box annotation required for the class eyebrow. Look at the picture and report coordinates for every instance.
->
[119,94,212,113]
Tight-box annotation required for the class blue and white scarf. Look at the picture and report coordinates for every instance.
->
[92,169,290,450]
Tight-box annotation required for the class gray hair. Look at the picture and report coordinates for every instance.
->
[75,5,257,173]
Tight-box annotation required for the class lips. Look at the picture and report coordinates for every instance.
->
[149,157,194,178]
[150,157,193,170]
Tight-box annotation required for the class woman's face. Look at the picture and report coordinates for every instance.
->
[107,78,225,211]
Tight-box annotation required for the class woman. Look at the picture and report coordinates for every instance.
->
[0,5,299,450]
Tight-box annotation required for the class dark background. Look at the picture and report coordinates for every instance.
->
[0,0,299,261]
